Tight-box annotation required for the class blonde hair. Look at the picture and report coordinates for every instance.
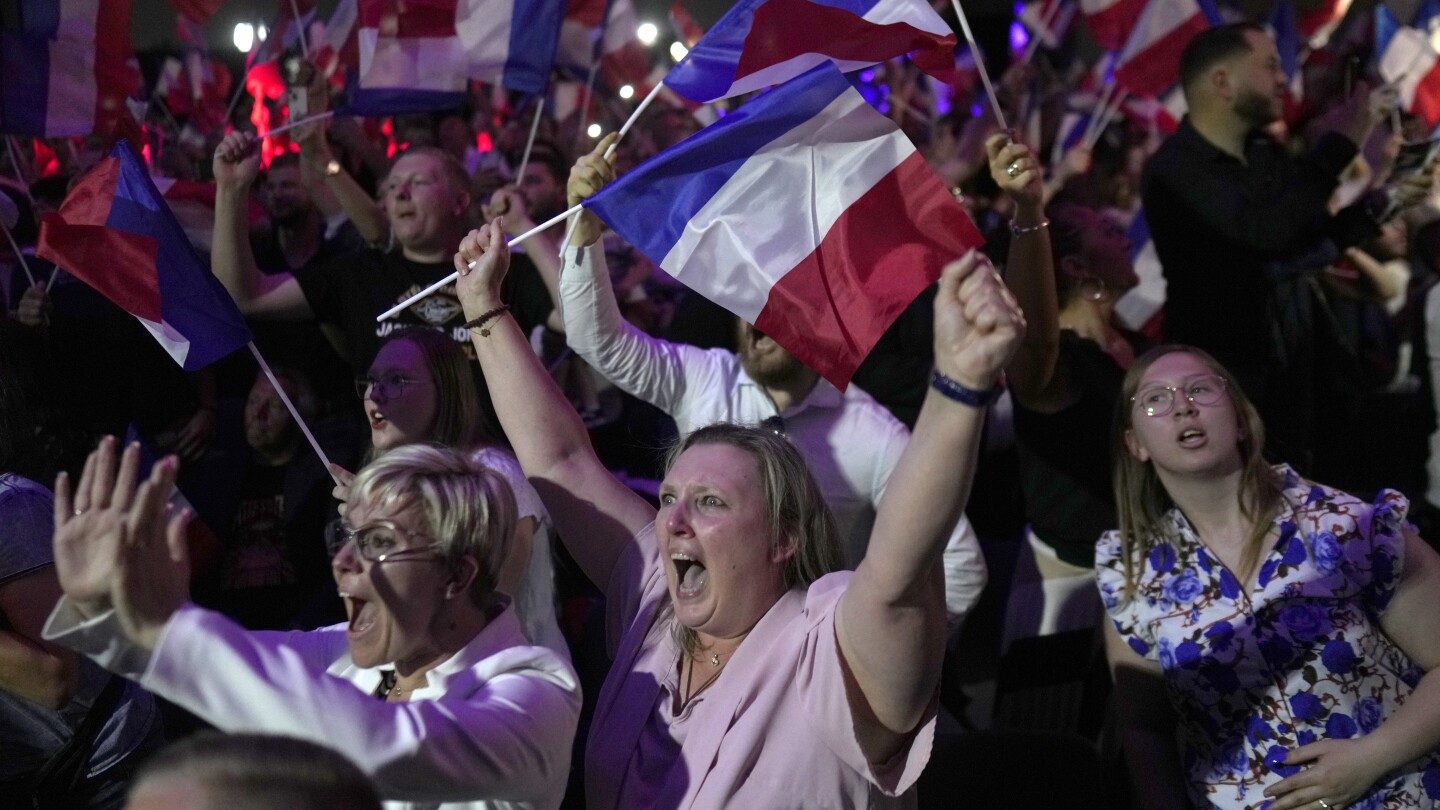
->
[349,444,516,606]
[662,423,844,655]
[1111,345,1283,596]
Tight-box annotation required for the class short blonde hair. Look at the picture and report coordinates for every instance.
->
[349,444,516,605]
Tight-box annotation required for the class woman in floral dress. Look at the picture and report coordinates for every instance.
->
[1097,344,1440,810]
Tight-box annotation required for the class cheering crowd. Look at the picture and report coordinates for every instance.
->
[5,5,1440,810]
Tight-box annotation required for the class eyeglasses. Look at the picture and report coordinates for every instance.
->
[1132,375,1228,417]
[355,373,427,400]
[325,519,443,564]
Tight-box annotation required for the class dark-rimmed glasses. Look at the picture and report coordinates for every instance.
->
[354,373,427,400]
[325,519,443,564]
[1132,375,1228,418]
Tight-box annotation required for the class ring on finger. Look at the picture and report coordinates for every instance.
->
[1006,160,1023,178]
[1317,801,1332,810]
[74,508,86,516]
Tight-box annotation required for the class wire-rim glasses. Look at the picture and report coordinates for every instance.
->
[1131,375,1228,417]
[325,519,443,563]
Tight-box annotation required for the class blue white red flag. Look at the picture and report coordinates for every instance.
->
[586,64,984,388]
[1079,0,1146,50]
[663,0,956,104]
[0,0,138,136]
[1380,24,1440,128]
[1020,0,1077,50]
[1115,210,1165,334]
[36,142,252,370]
[1112,0,1209,98]
[342,0,565,114]
[1269,0,1305,105]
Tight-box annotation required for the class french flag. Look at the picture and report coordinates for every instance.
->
[1379,25,1440,129]
[1297,0,1350,48]
[585,64,984,388]
[1112,0,1209,98]
[0,0,138,137]
[343,0,565,114]
[663,0,956,104]
[1115,210,1165,335]
[1079,0,1146,50]
[36,142,252,370]
[1020,0,1077,50]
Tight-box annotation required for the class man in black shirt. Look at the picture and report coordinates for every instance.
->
[211,133,553,373]
[1143,22,1431,469]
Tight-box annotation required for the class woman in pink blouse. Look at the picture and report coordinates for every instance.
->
[453,196,1024,808]
[1099,344,1440,810]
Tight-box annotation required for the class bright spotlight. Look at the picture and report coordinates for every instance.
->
[587,123,603,138]
[670,41,689,62]
[233,22,254,52]
[637,22,658,45]
[619,84,635,100]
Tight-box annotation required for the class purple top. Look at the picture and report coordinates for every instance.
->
[585,523,935,809]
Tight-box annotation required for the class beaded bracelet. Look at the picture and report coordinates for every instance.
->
[464,305,511,337]
[1009,218,1050,237]
[930,370,1002,408]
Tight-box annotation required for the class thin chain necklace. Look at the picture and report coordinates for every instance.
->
[681,647,733,705]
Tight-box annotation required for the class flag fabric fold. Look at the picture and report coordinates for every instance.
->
[1379,24,1440,128]
[36,141,251,370]
[1079,0,1146,50]
[585,64,983,388]
[341,0,565,114]
[1112,0,1209,98]
[0,0,139,137]
[663,0,956,104]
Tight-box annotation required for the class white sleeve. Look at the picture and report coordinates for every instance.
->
[939,513,988,629]
[865,415,987,629]
[55,603,579,806]
[559,243,700,414]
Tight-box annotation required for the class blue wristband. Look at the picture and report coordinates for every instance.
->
[930,370,1002,408]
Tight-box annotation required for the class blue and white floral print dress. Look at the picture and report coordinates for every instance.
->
[1096,466,1440,809]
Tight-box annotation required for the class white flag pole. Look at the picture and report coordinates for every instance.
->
[1081,81,1116,146]
[950,0,1009,131]
[1,222,36,288]
[1022,0,1063,63]
[248,342,339,482]
[556,81,666,255]
[376,202,587,321]
[265,110,336,139]
[289,0,310,56]
[1086,86,1127,148]
[515,100,546,183]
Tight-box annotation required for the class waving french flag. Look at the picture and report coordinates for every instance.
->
[1380,25,1440,128]
[663,0,955,104]
[343,0,564,115]
[36,142,252,370]
[586,65,983,388]
[1112,0,1209,98]
[1079,0,1146,50]
[0,0,138,137]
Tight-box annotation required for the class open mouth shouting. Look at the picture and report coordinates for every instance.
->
[671,552,709,598]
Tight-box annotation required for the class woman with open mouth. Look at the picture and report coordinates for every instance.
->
[42,439,580,810]
[343,326,565,655]
[1099,345,1440,810]
[454,204,1024,808]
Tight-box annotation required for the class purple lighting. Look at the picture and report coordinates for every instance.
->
[1010,21,1029,50]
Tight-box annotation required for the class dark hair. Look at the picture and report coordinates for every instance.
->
[131,732,383,810]
[1179,22,1267,94]
[1046,203,1092,305]
[372,327,497,453]
[521,139,568,187]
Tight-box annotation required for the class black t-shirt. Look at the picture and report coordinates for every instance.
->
[295,246,553,371]
[1012,330,1146,568]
